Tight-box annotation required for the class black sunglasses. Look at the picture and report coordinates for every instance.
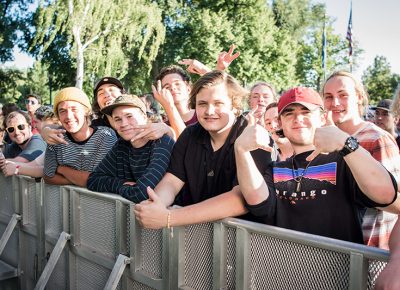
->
[6,124,27,134]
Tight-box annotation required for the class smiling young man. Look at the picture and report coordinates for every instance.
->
[1,110,46,163]
[87,94,175,203]
[43,87,117,187]
[322,71,400,249]
[92,77,125,127]
[134,70,272,229]
[248,82,277,122]
[234,87,398,244]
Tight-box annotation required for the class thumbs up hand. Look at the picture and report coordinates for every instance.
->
[134,186,169,229]
[306,110,350,161]
[235,112,273,153]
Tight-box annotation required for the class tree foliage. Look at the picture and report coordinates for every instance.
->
[1,0,395,102]
[362,56,400,104]
[151,0,298,92]
[30,0,165,91]
[0,0,34,62]
[0,66,26,104]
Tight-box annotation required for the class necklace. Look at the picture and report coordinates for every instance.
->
[291,154,314,193]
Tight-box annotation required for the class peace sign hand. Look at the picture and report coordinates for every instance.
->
[216,44,240,71]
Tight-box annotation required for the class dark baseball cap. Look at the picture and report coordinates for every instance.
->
[278,87,323,115]
[101,94,146,116]
[374,99,392,111]
[93,77,125,97]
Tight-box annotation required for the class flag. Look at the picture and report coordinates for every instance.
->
[346,3,353,58]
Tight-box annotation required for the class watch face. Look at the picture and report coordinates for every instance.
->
[347,137,359,150]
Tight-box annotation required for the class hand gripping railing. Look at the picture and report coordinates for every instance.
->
[34,231,71,290]
[0,213,21,256]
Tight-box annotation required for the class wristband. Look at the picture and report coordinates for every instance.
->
[15,165,20,175]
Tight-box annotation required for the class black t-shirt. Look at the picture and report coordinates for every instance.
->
[246,150,397,244]
[168,115,272,206]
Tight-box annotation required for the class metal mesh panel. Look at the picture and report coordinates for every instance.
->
[126,276,156,290]
[75,255,111,290]
[226,226,236,290]
[44,184,63,238]
[139,228,163,278]
[249,232,350,290]
[0,175,14,217]
[79,194,116,258]
[21,179,38,227]
[183,223,214,290]
[46,241,68,290]
[20,232,38,289]
[367,259,387,290]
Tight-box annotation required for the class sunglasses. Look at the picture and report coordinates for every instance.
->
[6,124,27,134]
[25,100,38,105]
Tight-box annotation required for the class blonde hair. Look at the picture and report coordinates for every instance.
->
[248,81,277,105]
[323,70,369,116]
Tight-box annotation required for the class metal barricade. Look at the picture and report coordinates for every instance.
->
[15,176,43,289]
[0,175,20,282]
[0,176,391,290]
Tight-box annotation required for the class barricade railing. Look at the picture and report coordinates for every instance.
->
[0,175,390,289]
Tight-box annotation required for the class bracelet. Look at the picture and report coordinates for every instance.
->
[14,165,20,175]
[167,211,171,229]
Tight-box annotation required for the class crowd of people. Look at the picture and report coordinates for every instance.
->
[0,45,399,289]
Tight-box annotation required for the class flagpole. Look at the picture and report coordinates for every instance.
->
[322,14,327,81]
[346,0,353,72]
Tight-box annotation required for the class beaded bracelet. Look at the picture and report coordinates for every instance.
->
[167,211,171,229]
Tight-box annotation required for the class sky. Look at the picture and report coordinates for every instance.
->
[4,0,400,79]
[321,0,400,77]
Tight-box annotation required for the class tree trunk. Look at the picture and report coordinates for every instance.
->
[75,46,84,89]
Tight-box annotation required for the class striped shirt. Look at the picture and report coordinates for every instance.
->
[87,135,174,203]
[43,126,117,178]
[354,122,400,250]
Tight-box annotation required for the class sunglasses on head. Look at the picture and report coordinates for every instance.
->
[6,124,27,134]
[25,100,37,105]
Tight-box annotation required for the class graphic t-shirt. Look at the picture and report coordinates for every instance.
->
[247,151,396,244]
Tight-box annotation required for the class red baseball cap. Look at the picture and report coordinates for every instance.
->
[278,87,323,115]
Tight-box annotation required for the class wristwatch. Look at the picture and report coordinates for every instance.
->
[339,136,359,156]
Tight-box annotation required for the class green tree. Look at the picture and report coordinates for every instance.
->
[362,55,400,104]
[272,0,363,90]
[0,0,34,62]
[19,61,52,104]
[29,0,165,90]
[0,67,26,104]
[150,0,298,92]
